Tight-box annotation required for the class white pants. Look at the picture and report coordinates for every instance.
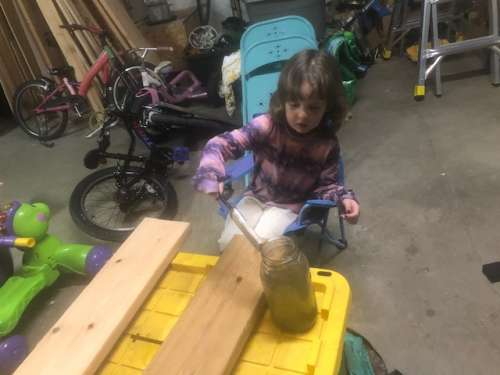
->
[218,196,298,251]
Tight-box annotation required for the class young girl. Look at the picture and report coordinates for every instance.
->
[193,49,360,250]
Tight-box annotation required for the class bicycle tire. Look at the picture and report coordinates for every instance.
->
[69,166,178,242]
[110,64,157,112]
[13,79,68,140]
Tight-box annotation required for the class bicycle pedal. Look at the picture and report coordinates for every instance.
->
[85,125,103,138]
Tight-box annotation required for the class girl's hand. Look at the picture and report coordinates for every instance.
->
[341,198,360,224]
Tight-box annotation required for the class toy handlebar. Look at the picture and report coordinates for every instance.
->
[0,236,36,248]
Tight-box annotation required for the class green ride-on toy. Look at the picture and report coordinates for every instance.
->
[0,201,112,374]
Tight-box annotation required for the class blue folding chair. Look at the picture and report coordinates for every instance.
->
[240,16,317,124]
[220,16,348,252]
[221,154,348,251]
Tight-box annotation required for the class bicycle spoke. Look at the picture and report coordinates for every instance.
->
[76,170,174,238]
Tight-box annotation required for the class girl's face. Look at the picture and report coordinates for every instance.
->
[285,82,327,134]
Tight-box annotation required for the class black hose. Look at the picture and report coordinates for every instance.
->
[149,113,236,131]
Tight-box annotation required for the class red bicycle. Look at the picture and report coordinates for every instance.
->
[13,24,140,141]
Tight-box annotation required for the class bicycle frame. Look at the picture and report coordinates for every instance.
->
[78,49,112,96]
[33,80,76,114]
[34,48,113,114]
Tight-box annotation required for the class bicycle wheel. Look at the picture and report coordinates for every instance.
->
[69,166,178,241]
[111,64,158,111]
[14,79,68,140]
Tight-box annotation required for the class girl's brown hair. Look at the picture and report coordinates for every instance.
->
[269,49,348,135]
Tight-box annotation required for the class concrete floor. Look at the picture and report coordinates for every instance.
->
[2,54,500,374]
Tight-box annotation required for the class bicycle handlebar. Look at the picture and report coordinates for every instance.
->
[60,24,105,36]
[129,47,174,60]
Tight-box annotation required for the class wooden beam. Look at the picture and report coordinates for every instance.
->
[87,0,130,52]
[0,0,40,78]
[0,8,28,109]
[55,0,94,65]
[16,0,65,72]
[0,44,19,110]
[36,0,103,112]
[13,0,49,75]
[145,235,266,375]
[14,218,190,375]
[97,0,159,64]
[57,0,100,62]
[0,8,30,83]
[69,0,104,55]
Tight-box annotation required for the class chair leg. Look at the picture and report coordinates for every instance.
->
[319,208,348,251]
[336,206,348,250]
[317,217,327,255]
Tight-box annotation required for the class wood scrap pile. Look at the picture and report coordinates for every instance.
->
[0,0,160,113]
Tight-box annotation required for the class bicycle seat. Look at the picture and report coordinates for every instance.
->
[48,66,74,77]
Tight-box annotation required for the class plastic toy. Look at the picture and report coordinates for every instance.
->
[0,201,112,374]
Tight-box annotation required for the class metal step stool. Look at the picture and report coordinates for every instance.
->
[384,0,461,59]
[414,0,500,99]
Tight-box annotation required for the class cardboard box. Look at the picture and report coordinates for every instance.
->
[139,7,199,68]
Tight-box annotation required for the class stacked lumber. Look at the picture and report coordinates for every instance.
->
[15,220,265,375]
[0,0,161,113]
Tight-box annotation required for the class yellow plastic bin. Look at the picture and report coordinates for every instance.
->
[98,252,351,375]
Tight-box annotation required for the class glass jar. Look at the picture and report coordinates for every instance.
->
[260,236,317,332]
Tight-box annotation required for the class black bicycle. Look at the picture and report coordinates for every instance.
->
[69,102,236,241]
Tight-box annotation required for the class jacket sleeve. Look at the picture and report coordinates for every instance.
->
[311,140,358,203]
[193,117,268,194]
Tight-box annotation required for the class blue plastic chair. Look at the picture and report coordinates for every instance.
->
[220,16,348,252]
[240,16,317,124]
[240,15,315,51]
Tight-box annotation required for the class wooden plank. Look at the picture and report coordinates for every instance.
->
[36,0,103,112]
[88,0,130,52]
[0,8,30,83]
[13,0,49,75]
[55,0,94,65]
[58,0,100,61]
[97,0,159,64]
[15,218,190,375]
[0,46,19,110]
[0,9,28,109]
[0,0,40,78]
[16,0,65,71]
[70,0,104,55]
[145,235,266,375]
